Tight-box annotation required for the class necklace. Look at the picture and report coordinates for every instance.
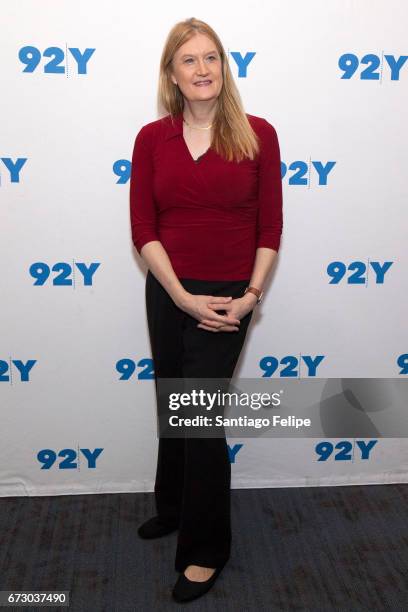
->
[183,117,214,130]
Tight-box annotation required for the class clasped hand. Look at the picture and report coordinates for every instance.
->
[180,293,257,333]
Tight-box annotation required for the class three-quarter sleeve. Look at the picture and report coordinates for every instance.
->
[129,125,160,254]
[256,119,283,252]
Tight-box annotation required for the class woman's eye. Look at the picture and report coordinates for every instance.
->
[183,56,217,64]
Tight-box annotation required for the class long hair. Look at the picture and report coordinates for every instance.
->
[157,17,260,162]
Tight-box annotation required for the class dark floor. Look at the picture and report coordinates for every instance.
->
[0,484,407,611]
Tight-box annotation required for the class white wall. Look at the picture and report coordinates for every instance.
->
[1,0,407,496]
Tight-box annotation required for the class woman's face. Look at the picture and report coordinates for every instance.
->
[170,33,223,103]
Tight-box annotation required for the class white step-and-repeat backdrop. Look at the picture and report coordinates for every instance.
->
[1,0,407,496]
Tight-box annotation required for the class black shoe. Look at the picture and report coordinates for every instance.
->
[172,563,225,603]
[137,516,178,539]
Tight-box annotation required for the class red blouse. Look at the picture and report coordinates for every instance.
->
[129,112,283,280]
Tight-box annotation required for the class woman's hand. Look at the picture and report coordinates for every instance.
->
[178,293,242,332]
[197,293,258,333]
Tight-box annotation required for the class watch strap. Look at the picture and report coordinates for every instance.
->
[244,286,264,304]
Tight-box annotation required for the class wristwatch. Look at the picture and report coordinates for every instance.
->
[244,286,264,304]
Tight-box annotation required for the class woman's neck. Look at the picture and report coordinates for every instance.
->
[182,100,218,127]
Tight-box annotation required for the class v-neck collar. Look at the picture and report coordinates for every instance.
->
[164,112,211,163]
[163,112,184,140]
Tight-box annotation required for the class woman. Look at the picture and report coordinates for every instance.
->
[129,17,283,603]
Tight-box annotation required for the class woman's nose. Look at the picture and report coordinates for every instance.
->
[197,58,208,75]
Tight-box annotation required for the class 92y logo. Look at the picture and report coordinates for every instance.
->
[0,158,27,185]
[282,161,336,186]
[339,53,407,81]
[37,448,103,469]
[260,355,325,377]
[397,354,408,375]
[29,261,100,286]
[0,359,36,383]
[19,46,95,75]
[228,51,256,77]
[315,440,378,461]
[327,261,393,285]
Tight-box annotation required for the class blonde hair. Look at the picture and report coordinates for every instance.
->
[157,17,260,162]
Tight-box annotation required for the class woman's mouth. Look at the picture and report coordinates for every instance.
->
[194,80,212,86]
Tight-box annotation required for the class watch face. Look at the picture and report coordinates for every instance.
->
[258,293,264,304]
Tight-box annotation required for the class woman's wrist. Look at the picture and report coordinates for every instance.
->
[172,287,191,310]
[241,292,258,309]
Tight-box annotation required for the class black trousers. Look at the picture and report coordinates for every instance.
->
[145,270,253,573]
